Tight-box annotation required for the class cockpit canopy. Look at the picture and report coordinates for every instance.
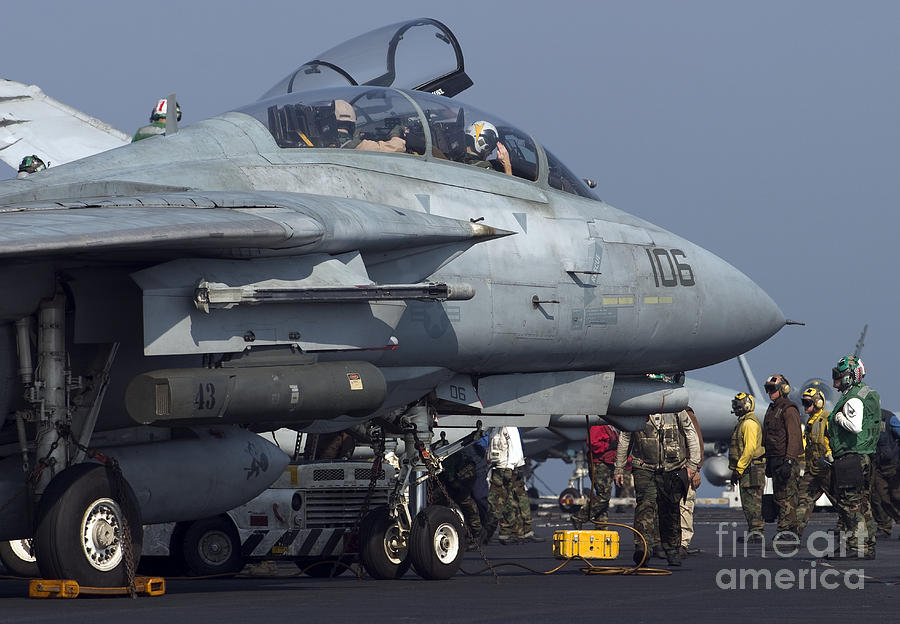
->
[260,18,472,100]
[249,18,595,200]
[238,86,597,199]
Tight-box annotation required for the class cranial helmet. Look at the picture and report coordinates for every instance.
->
[466,120,499,155]
[731,392,754,416]
[333,99,356,124]
[151,98,182,122]
[802,387,825,411]
[764,374,790,397]
[833,356,865,392]
[18,155,46,174]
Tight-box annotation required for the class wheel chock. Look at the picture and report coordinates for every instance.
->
[28,576,165,598]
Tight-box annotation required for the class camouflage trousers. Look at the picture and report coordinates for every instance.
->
[488,468,533,539]
[796,467,836,537]
[632,467,684,555]
[870,466,900,533]
[833,454,876,554]
[737,462,765,533]
[772,459,801,534]
[572,463,614,525]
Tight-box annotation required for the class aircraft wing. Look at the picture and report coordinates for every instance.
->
[0,190,509,260]
[0,79,131,170]
[0,190,510,355]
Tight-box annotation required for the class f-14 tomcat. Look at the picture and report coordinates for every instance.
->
[0,18,785,584]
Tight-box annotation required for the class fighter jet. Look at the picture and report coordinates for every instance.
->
[0,18,784,585]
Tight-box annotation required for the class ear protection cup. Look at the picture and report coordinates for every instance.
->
[765,374,790,396]
[779,375,790,396]
[802,388,825,410]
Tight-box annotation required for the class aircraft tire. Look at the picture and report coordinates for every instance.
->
[0,539,39,577]
[181,516,243,577]
[408,505,463,580]
[558,487,583,513]
[34,463,143,587]
[359,506,410,579]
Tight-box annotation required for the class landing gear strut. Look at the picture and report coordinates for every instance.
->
[357,404,474,580]
[13,290,140,588]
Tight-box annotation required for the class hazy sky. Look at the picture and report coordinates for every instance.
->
[1,1,897,494]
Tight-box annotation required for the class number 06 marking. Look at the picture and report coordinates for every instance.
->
[646,248,695,287]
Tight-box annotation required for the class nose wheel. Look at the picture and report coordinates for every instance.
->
[359,506,411,579]
[408,505,464,580]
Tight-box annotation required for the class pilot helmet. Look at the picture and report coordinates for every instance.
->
[150,98,182,123]
[466,120,499,156]
[17,155,46,174]
[832,356,864,392]
[333,99,357,125]
[801,387,825,411]
[731,392,754,416]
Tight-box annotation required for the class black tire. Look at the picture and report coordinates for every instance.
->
[408,505,464,580]
[181,516,243,577]
[359,506,410,580]
[34,463,143,587]
[558,487,583,513]
[762,494,777,523]
[0,539,39,577]
[297,556,351,578]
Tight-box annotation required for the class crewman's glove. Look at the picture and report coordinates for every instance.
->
[776,458,793,481]
[731,470,741,484]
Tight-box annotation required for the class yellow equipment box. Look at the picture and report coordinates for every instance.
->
[553,530,619,559]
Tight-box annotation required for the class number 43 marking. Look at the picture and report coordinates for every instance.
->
[195,383,216,410]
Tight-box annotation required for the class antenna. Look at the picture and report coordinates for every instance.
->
[165,92,178,135]
[853,324,868,358]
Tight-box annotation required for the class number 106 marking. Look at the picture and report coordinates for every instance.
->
[646,248,695,287]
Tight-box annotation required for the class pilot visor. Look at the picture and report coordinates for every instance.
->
[801,398,814,408]
[764,383,778,393]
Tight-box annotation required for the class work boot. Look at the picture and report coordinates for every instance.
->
[498,536,517,545]
[738,531,764,544]
[652,545,666,559]
[632,548,647,566]
[571,517,583,530]
[521,534,546,543]
[667,551,682,567]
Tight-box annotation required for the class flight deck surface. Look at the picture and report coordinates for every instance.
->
[1,508,897,623]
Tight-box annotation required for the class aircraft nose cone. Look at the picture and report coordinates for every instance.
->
[687,250,785,369]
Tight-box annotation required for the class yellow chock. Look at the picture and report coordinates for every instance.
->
[28,576,165,598]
